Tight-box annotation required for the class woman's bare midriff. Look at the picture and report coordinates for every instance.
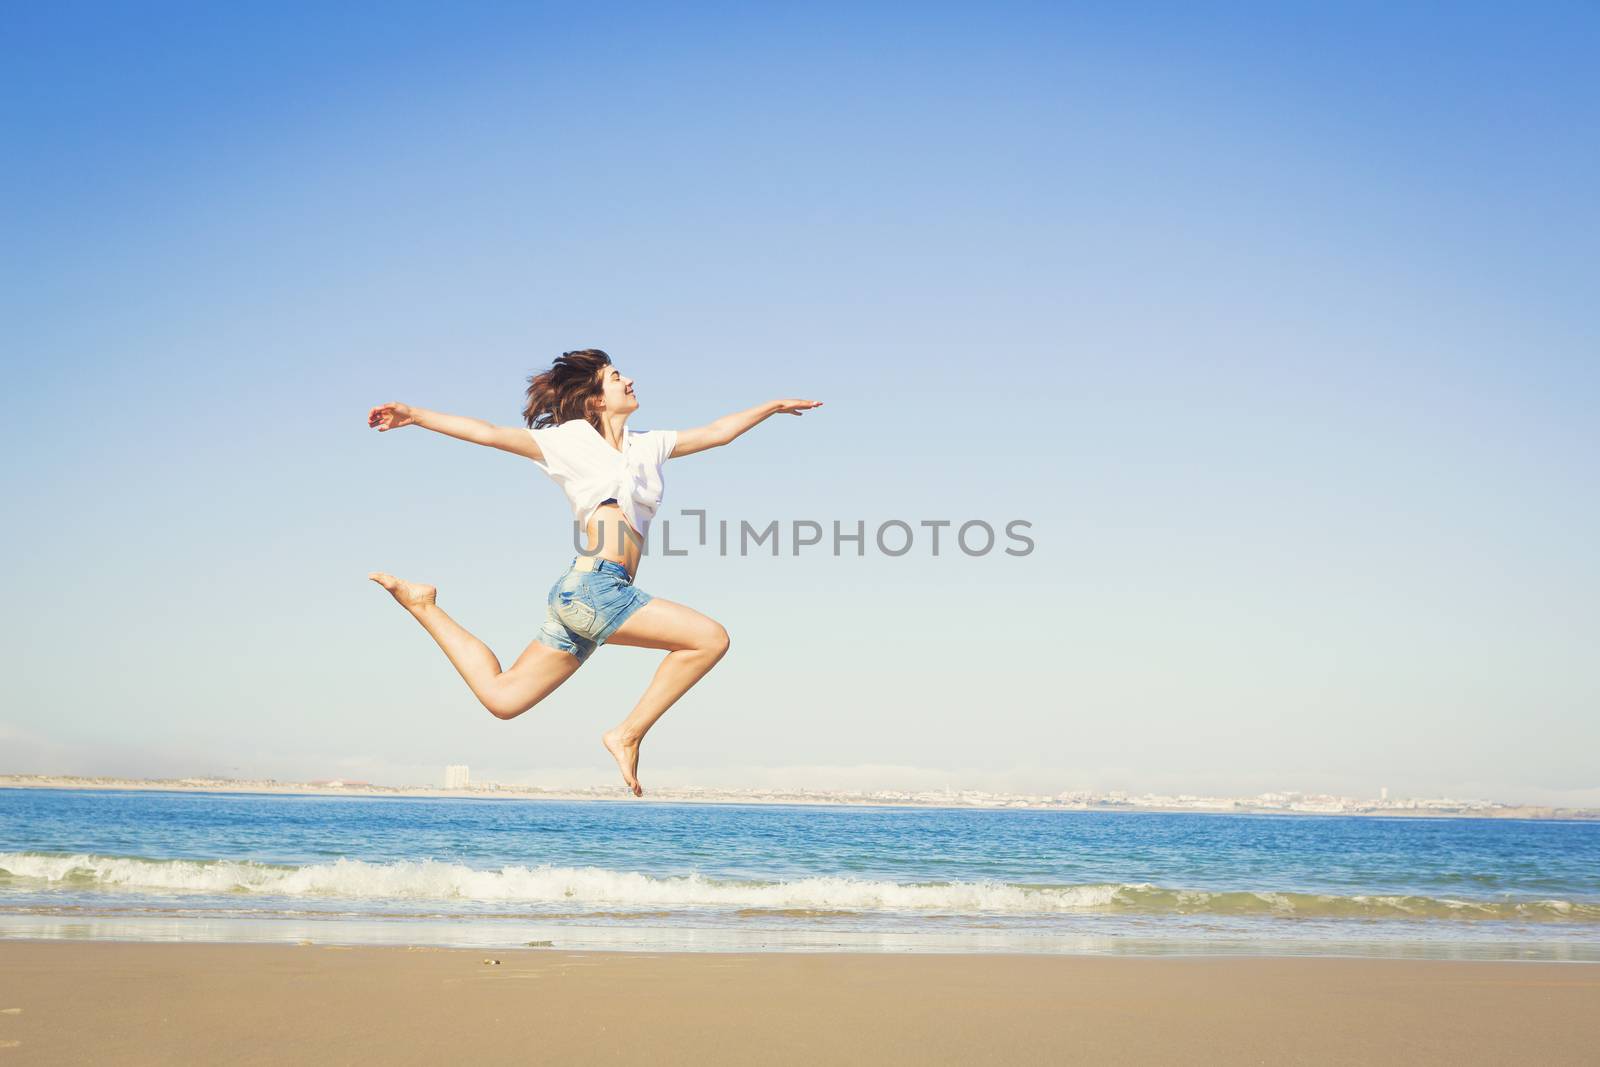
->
[583,503,644,579]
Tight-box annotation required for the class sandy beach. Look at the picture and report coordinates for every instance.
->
[0,943,1595,1065]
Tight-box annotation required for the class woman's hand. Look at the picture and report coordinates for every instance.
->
[368,402,417,431]
[773,399,824,416]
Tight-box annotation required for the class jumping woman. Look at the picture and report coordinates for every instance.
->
[367,349,823,797]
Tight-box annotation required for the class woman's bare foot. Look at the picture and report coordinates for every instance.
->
[368,572,438,613]
[602,727,643,797]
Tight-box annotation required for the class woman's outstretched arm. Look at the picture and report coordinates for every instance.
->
[368,402,542,460]
[670,398,823,458]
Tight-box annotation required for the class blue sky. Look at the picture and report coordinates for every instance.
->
[3,2,1596,803]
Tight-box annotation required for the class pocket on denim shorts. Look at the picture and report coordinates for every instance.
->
[555,587,600,637]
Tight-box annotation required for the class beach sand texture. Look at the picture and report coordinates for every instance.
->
[1,943,1597,1065]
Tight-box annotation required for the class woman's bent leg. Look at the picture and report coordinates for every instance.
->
[599,597,731,795]
[370,572,582,719]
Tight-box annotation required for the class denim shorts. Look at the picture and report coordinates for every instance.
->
[536,557,655,664]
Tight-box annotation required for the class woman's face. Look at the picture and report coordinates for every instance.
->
[597,364,638,415]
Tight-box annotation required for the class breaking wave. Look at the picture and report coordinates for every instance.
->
[3,852,1596,922]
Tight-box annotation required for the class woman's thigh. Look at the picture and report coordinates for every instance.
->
[496,638,586,712]
[602,596,728,653]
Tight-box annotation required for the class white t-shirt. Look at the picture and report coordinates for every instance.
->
[527,419,679,544]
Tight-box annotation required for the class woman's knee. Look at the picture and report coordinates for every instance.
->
[484,691,533,721]
[704,622,731,659]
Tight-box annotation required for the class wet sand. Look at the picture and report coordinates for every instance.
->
[0,941,1596,1065]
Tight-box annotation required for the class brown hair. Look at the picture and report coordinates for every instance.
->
[523,349,612,431]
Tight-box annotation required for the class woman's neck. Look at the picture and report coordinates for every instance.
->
[597,412,629,452]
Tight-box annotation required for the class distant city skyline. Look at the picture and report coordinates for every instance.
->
[7,772,1593,820]
[3,757,1594,813]
[3,3,1596,807]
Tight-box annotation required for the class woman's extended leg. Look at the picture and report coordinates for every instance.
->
[369,573,582,719]
[598,597,731,796]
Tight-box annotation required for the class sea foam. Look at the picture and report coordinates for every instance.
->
[2,852,1595,922]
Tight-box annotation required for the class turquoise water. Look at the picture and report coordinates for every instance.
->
[2,788,1597,958]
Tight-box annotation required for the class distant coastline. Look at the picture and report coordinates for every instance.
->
[3,774,1595,821]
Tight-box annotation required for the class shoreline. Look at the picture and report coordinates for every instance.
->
[4,776,1593,821]
[2,941,1597,1065]
[3,918,1595,963]
[6,935,1600,963]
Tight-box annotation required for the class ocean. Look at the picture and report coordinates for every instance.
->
[2,788,1597,959]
